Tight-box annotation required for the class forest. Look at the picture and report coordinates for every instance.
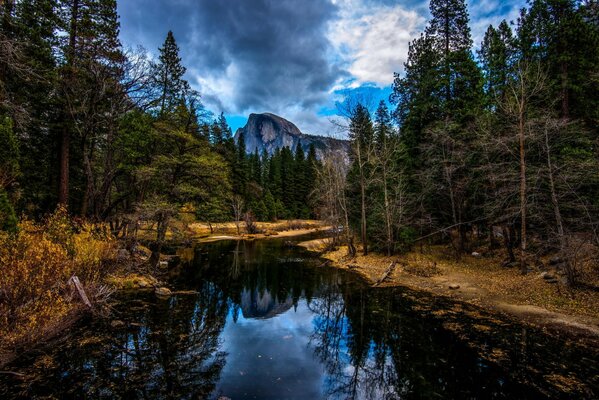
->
[315,0,599,287]
[0,0,599,370]
[0,0,320,351]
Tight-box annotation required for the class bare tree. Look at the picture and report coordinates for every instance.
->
[313,151,355,256]
[231,195,245,235]
[502,59,546,271]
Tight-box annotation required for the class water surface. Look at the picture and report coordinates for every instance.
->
[1,236,597,399]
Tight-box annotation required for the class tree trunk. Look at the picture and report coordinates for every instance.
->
[382,166,393,256]
[544,125,564,243]
[59,0,79,207]
[81,137,95,217]
[58,125,70,206]
[560,61,569,119]
[360,173,368,256]
[518,104,527,272]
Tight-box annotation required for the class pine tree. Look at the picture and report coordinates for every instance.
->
[478,20,515,107]
[263,189,277,221]
[391,34,441,169]
[519,0,599,123]
[0,116,19,190]
[293,144,306,216]
[305,144,318,217]
[152,30,190,115]
[280,146,295,217]
[233,130,247,197]
[425,0,482,119]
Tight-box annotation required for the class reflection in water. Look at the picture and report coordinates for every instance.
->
[1,237,598,399]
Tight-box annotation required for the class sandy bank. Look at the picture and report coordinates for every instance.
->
[300,242,599,343]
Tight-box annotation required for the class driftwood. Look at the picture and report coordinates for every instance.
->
[0,371,25,377]
[68,275,93,309]
[373,260,399,287]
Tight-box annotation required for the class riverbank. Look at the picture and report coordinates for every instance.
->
[0,218,329,368]
[188,219,330,242]
[299,239,599,342]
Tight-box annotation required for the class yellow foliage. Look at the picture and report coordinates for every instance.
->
[0,209,116,348]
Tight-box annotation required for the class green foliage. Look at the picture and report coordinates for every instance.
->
[151,30,191,115]
[397,226,417,252]
[0,189,17,234]
[0,116,19,187]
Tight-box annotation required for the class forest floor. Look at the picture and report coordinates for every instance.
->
[299,239,599,343]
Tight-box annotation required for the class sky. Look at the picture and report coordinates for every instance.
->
[117,0,526,136]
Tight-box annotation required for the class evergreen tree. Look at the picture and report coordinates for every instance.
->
[519,0,599,123]
[0,116,19,190]
[151,30,190,115]
[280,146,295,217]
[424,0,483,120]
[391,34,441,169]
[233,130,248,197]
[478,20,515,107]
[293,145,307,216]
[263,189,277,221]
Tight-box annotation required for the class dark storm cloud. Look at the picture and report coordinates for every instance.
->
[118,0,344,113]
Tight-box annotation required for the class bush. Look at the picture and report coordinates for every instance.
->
[0,209,116,348]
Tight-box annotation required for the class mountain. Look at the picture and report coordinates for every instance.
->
[234,112,348,158]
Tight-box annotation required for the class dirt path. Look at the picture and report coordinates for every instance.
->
[299,240,599,343]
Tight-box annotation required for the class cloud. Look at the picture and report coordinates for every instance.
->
[119,0,343,118]
[117,0,529,136]
[468,0,526,46]
[329,0,426,86]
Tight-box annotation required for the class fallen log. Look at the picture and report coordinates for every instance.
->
[373,260,399,287]
[68,275,93,309]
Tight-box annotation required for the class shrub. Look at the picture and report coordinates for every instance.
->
[0,209,116,348]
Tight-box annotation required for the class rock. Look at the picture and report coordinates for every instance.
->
[136,245,152,258]
[154,287,172,297]
[158,260,168,268]
[540,271,556,280]
[234,112,349,159]
[116,249,130,262]
[449,283,460,290]
[501,260,519,268]
[110,320,125,328]
[549,256,563,265]
[471,252,481,257]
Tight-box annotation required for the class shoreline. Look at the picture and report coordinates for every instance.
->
[194,225,331,243]
[299,239,599,344]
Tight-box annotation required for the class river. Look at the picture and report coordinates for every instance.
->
[1,234,597,399]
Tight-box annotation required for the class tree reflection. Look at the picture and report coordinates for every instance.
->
[4,238,594,399]
[8,282,230,399]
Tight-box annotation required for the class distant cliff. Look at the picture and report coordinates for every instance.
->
[234,112,348,158]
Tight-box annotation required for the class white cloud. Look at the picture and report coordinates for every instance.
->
[328,0,426,86]
[468,0,526,48]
